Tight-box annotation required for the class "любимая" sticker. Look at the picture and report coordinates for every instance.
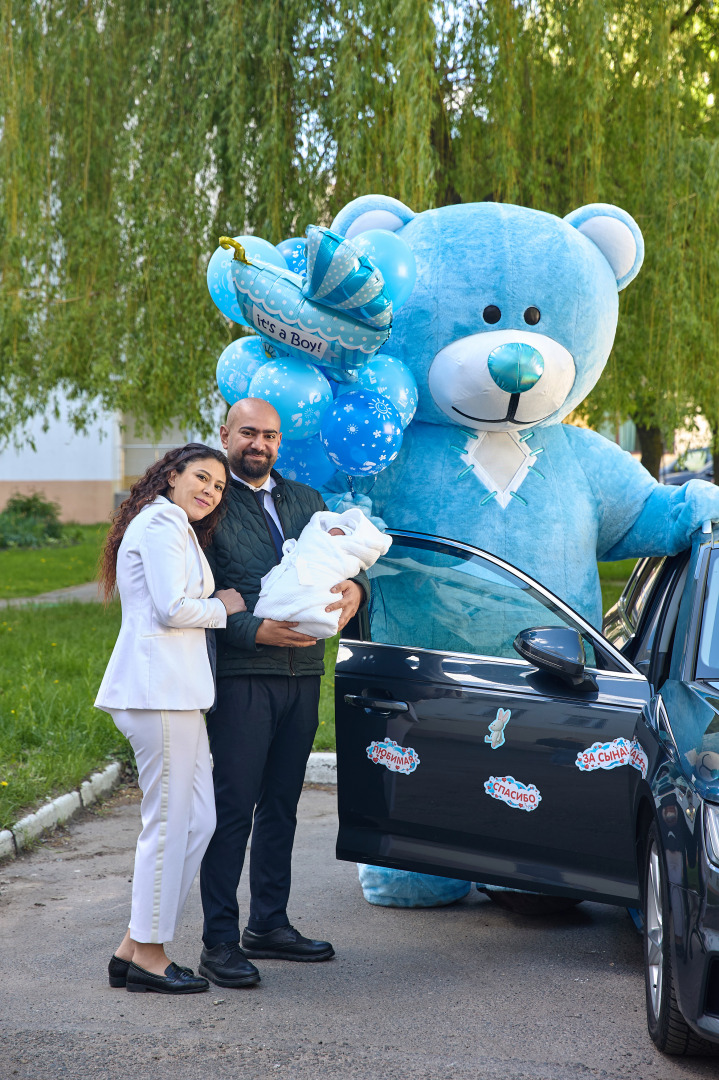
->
[366,738,420,775]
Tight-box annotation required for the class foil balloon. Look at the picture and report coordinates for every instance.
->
[249,358,333,440]
[351,229,416,310]
[320,390,403,476]
[207,235,288,326]
[219,226,392,374]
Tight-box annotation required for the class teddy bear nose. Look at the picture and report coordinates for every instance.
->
[487,342,544,394]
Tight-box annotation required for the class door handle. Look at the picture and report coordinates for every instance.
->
[344,694,409,713]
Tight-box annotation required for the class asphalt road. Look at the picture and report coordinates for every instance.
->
[1,786,718,1080]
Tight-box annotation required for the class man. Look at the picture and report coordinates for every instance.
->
[198,397,367,988]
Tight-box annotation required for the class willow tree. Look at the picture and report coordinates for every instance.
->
[2,0,719,458]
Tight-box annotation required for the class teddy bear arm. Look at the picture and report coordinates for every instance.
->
[599,477,719,562]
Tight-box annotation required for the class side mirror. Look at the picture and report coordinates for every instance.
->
[514,626,598,692]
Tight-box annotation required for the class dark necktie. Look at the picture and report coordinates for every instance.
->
[253,489,284,563]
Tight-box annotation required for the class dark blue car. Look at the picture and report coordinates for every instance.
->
[335,527,719,1055]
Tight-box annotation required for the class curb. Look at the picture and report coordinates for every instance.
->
[0,753,338,862]
[1,762,122,861]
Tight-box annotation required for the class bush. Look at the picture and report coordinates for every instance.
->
[0,493,80,549]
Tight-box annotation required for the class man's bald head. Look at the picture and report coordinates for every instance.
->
[220,397,282,484]
[226,397,281,434]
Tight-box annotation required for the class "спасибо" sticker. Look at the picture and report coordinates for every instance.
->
[484,774,541,812]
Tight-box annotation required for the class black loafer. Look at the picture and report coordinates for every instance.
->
[198,942,260,988]
[108,954,130,988]
[241,925,334,962]
[126,961,209,994]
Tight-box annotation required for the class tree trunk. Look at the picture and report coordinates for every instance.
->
[636,425,663,480]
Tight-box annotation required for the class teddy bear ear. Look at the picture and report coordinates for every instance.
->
[564,203,644,291]
[331,194,415,240]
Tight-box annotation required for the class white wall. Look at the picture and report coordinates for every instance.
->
[0,398,120,483]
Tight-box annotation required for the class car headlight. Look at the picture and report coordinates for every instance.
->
[705,803,719,867]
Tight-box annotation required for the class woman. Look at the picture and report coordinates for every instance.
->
[96,443,245,995]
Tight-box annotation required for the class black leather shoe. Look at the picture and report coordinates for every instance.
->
[126,961,209,994]
[241,925,334,962]
[108,954,130,988]
[198,942,261,988]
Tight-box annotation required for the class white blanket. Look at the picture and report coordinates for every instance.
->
[253,509,392,638]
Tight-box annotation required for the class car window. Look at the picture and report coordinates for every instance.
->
[696,551,719,679]
[623,558,666,631]
[672,449,709,474]
[365,535,598,666]
[632,559,687,682]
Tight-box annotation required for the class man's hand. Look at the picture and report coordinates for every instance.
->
[326,579,363,632]
[255,619,317,648]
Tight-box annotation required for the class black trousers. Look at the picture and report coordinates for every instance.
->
[200,674,320,945]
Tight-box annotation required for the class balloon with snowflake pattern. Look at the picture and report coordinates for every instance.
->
[276,434,336,487]
[335,353,418,427]
[248,358,333,441]
[320,390,403,476]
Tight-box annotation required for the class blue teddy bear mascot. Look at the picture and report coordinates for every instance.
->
[325,193,719,908]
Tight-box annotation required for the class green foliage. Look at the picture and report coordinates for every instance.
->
[0,523,107,597]
[0,492,80,549]
[3,1,719,446]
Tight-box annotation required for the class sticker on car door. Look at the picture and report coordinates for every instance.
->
[484,708,511,749]
[366,738,420,775]
[576,737,648,777]
[484,775,542,812]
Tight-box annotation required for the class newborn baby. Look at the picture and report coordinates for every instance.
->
[253,508,392,638]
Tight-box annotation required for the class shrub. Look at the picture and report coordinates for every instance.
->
[0,492,76,549]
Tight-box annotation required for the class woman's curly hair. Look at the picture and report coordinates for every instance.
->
[98,443,230,602]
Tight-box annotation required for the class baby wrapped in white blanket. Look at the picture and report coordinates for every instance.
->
[253,508,392,638]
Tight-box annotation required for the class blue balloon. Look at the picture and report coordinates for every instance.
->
[276,435,336,488]
[336,354,418,428]
[249,358,333,441]
[320,390,403,476]
[276,236,307,276]
[207,235,287,324]
[216,337,269,404]
[351,229,416,311]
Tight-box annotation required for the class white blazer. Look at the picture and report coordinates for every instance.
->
[95,496,227,712]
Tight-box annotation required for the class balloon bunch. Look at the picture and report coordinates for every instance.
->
[208,225,418,488]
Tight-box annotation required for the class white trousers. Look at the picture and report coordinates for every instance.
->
[110,708,216,944]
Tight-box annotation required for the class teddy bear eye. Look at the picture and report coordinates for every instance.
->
[524,306,541,325]
[483,305,501,324]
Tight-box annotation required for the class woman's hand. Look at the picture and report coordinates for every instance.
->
[216,588,247,615]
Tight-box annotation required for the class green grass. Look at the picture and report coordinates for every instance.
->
[598,558,637,615]
[316,635,338,751]
[0,600,127,829]
[0,523,108,599]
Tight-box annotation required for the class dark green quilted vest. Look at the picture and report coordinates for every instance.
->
[205,470,368,678]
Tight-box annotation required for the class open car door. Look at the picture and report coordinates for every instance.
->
[335,532,651,904]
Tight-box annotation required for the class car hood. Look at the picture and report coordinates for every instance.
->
[661,679,719,801]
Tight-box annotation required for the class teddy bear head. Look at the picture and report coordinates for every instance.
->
[330,196,643,432]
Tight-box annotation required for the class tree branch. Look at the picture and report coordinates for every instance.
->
[671,0,703,33]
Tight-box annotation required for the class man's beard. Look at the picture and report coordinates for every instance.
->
[231,448,275,480]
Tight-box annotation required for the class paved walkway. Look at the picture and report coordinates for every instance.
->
[0,581,101,609]
[1,786,717,1080]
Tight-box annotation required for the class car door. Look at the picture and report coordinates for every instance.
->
[335,531,651,905]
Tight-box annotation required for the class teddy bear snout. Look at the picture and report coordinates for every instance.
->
[487,342,545,395]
